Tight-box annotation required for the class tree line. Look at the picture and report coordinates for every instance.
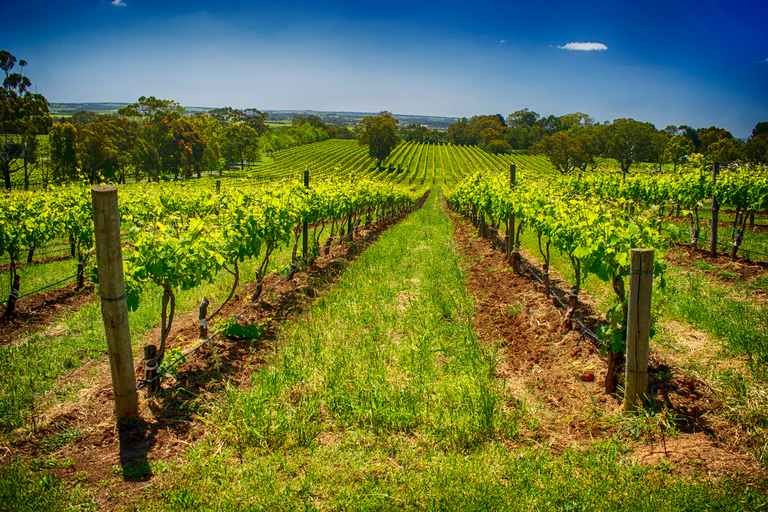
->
[400,110,768,174]
[0,51,357,190]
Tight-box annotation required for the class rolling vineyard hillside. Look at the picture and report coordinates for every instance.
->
[0,139,767,510]
[229,139,556,185]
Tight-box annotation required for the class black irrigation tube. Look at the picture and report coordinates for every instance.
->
[0,272,79,306]
[136,197,428,391]
[520,261,600,343]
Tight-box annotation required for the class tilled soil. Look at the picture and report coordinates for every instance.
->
[447,205,766,481]
[0,282,95,346]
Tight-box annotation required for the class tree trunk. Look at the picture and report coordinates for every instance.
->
[4,273,21,319]
[76,257,85,290]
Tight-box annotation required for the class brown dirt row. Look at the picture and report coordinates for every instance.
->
[0,282,94,347]
[446,204,766,482]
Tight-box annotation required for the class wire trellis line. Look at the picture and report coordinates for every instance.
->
[136,200,425,391]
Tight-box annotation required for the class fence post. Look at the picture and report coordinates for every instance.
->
[508,164,521,273]
[710,162,720,256]
[624,248,654,412]
[302,169,309,259]
[91,185,138,420]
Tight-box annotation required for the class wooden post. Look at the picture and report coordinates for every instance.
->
[198,297,210,339]
[215,180,221,193]
[302,169,309,259]
[143,345,159,394]
[91,186,138,420]
[76,257,85,290]
[710,162,720,256]
[624,248,654,412]
[508,164,521,273]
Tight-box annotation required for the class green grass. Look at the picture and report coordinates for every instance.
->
[661,271,768,379]
[0,461,96,511]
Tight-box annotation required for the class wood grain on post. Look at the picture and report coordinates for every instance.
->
[710,162,720,256]
[624,248,654,412]
[91,185,138,420]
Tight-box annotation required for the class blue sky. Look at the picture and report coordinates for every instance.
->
[2,0,766,138]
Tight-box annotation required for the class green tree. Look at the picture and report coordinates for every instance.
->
[0,50,51,190]
[70,110,101,125]
[663,133,693,172]
[357,111,400,168]
[221,123,259,172]
[468,115,508,153]
[49,122,79,181]
[166,116,206,180]
[118,96,184,181]
[752,122,768,138]
[445,117,474,145]
[697,126,734,155]
[210,106,269,135]
[192,113,224,176]
[707,137,739,164]
[744,133,768,164]
[76,116,118,184]
[532,127,596,175]
[604,118,657,180]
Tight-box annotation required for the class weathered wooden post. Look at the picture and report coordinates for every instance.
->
[710,162,720,257]
[624,248,654,412]
[91,185,138,420]
[198,297,210,339]
[302,169,309,260]
[216,180,221,193]
[507,164,521,274]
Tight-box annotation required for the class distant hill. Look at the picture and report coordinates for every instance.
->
[48,103,458,129]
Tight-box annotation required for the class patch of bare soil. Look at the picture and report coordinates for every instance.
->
[0,282,95,346]
[447,205,766,481]
[1,208,419,511]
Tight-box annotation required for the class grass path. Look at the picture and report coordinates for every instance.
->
[136,191,761,511]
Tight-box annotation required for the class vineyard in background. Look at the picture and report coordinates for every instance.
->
[228,139,556,185]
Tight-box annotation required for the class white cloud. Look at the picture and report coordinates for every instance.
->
[558,42,608,51]
[756,57,768,64]
[111,0,127,6]
[500,39,507,44]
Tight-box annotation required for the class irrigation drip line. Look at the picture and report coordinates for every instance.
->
[0,272,79,306]
[521,261,600,342]
[136,204,418,391]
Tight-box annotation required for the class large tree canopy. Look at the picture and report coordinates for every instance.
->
[532,126,596,175]
[0,50,51,190]
[357,111,400,167]
[604,118,658,180]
